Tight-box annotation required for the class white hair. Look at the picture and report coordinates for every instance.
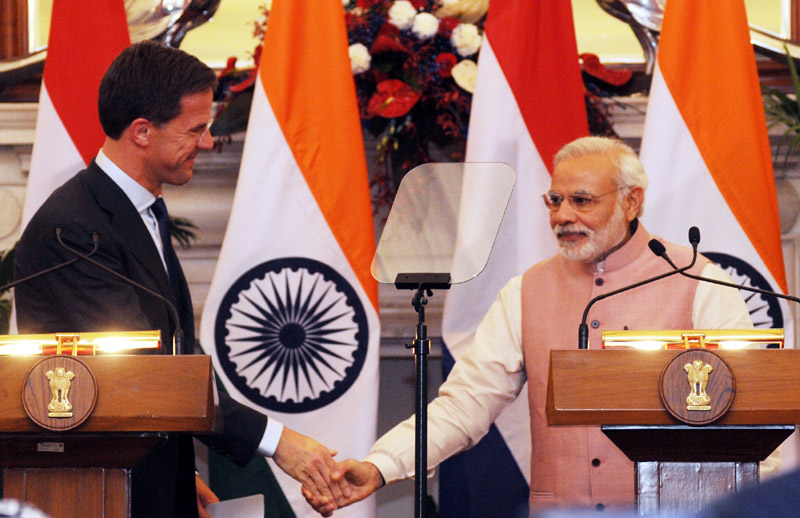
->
[553,136,648,216]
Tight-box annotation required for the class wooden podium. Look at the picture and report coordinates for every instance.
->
[547,349,800,515]
[0,355,215,518]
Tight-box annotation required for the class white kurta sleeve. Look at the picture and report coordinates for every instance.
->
[365,276,528,483]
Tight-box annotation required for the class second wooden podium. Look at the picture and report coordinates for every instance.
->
[547,349,800,515]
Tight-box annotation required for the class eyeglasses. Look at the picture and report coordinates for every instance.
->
[188,122,212,140]
[153,120,212,141]
[542,187,625,212]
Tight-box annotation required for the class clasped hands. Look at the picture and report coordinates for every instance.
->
[301,458,384,516]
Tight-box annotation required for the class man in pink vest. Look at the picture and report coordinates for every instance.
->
[307,137,753,515]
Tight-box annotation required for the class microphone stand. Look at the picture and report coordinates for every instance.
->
[655,245,800,307]
[395,273,451,518]
[578,238,699,349]
[0,238,99,293]
[56,229,185,355]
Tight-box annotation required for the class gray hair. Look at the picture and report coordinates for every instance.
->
[553,136,648,216]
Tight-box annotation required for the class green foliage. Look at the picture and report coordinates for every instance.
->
[169,216,198,249]
[762,44,800,170]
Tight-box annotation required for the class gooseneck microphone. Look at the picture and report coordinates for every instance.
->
[0,234,99,293]
[56,229,185,355]
[577,228,701,349]
[651,227,800,309]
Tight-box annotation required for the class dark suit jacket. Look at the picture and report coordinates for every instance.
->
[14,161,268,518]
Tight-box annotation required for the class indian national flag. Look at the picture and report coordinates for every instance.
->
[199,1,379,517]
[438,1,588,516]
[639,0,795,466]
[23,0,129,226]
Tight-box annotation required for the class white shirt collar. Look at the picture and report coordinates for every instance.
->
[95,149,157,211]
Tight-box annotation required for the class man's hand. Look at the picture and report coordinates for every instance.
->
[195,474,219,518]
[302,460,384,517]
[272,427,351,512]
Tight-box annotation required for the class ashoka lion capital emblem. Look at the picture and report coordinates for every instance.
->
[684,360,713,410]
[46,366,75,417]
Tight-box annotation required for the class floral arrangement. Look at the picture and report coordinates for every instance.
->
[212,0,629,213]
[212,0,488,210]
[344,0,487,207]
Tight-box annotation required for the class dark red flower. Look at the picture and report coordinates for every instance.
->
[438,17,459,37]
[230,70,257,93]
[371,23,408,54]
[436,53,457,77]
[580,53,632,86]
[219,56,238,77]
[373,69,389,82]
[368,79,422,118]
[408,0,427,8]
[357,0,383,7]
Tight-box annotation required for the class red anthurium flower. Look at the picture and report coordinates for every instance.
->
[230,70,257,93]
[580,53,633,86]
[436,53,457,77]
[368,79,422,118]
[219,57,237,77]
[438,17,459,37]
[371,23,408,54]
[378,21,400,37]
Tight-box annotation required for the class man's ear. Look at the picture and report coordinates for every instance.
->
[129,118,152,147]
[624,186,644,222]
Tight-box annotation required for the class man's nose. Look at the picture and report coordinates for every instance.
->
[550,201,578,226]
[197,129,214,150]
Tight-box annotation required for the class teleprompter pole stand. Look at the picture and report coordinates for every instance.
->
[395,273,451,518]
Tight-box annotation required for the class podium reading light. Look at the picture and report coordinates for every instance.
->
[0,330,161,356]
[601,329,784,350]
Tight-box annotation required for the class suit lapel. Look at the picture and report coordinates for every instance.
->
[83,162,174,303]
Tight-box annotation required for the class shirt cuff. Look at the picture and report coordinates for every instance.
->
[364,452,403,485]
[257,418,284,457]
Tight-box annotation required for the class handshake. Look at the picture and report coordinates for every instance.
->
[274,428,384,516]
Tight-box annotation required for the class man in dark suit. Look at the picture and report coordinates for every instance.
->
[14,41,349,518]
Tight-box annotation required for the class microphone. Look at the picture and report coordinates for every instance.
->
[55,229,185,355]
[577,230,700,349]
[652,227,800,310]
[1,235,100,296]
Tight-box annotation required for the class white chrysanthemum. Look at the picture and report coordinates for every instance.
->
[348,43,371,74]
[451,23,482,57]
[388,0,418,30]
[342,0,350,6]
[264,0,273,10]
[451,59,477,93]
[435,0,490,24]
[412,12,439,39]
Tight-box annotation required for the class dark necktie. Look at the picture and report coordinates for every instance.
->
[151,197,194,349]
[151,198,180,293]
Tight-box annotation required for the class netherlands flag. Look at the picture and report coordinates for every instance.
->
[23,0,129,226]
[199,1,379,516]
[438,1,588,516]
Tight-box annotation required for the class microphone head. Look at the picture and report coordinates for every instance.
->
[648,239,667,257]
[689,226,701,246]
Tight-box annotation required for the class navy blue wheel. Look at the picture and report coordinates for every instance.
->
[214,257,369,413]
[704,252,783,329]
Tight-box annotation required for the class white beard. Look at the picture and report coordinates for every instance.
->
[553,204,628,263]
